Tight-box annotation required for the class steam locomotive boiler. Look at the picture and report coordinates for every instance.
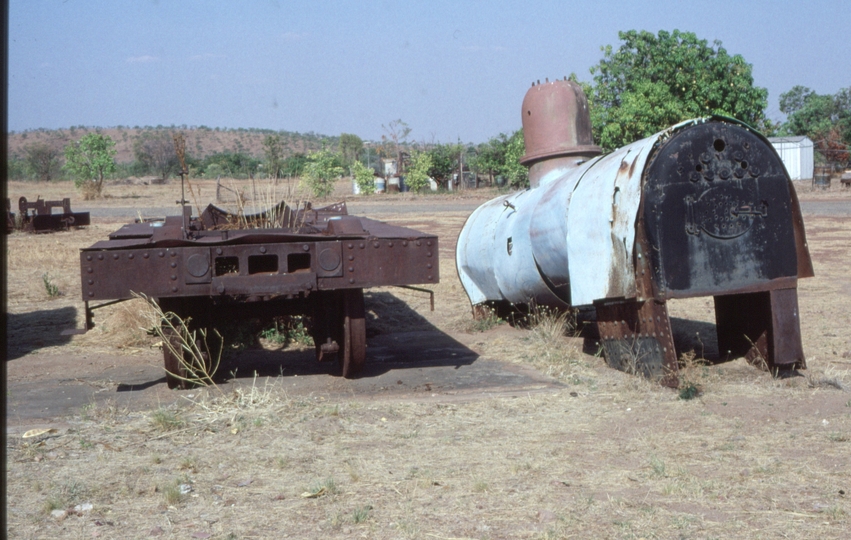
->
[456,79,813,384]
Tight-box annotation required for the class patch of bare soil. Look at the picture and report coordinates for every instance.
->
[5,180,851,539]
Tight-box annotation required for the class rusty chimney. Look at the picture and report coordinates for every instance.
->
[520,79,601,187]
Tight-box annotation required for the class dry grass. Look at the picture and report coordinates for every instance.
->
[5,180,851,539]
[7,376,850,538]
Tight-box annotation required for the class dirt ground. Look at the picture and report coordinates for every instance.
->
[4,178,851,539]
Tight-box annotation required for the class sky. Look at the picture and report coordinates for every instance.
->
[8,0,851,144]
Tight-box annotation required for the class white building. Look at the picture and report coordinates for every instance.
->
[768,136,814,181]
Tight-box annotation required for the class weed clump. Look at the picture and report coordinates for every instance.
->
[42,273,61,298]
[150,408,186,431]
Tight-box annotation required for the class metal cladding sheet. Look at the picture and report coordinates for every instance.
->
[456,197,506,305]
[566,135,655,305]
[457,188,565,307]
[528,157,600,304]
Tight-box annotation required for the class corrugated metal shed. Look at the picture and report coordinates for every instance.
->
[768,136,814,180]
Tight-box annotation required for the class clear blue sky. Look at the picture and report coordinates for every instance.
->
[8,0,850,144]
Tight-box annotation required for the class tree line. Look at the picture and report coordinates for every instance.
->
[9,29,850,198]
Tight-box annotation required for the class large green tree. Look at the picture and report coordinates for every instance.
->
[63,133,117,198]
[779,85,851,164]
[422,142,462,188]
[588,29,768,150]
[405,150,434,192]
[302,149,344,197]
[474,131,528,188]
[23,142,63,182]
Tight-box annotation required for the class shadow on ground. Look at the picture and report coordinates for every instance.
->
[6,306,77,360]
[214,290,478,384]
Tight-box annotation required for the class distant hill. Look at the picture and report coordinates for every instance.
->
[7,126,343,162]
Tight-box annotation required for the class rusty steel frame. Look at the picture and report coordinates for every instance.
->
[17,196,91,233]
[78,200,438,387]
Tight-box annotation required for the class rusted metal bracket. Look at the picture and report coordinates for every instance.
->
[396,285,435,311]
[61,298,131,336]
[595,298,679,387]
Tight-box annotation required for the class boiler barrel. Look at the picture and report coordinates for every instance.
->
[456,118,811,310]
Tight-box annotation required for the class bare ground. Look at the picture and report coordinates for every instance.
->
[4,179,851,539]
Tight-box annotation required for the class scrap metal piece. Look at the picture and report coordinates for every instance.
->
[457,80,813,385]
[17,196,90,233]
[595,298,678,386]
[78,199,438,386]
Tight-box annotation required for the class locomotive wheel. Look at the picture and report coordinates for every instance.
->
[339,289,366,378]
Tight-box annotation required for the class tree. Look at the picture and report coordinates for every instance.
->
[302,149,344,197]
[405,151,433,192]
[282,153,309,178]
[381,119,411,158]
[23,142,62,181]
[351,160,375,195]
[262,134,285,179]
[339,133,363,169]
[588,29,768,150]
[134,130,179,181]
[779,85,851,164]
[63,133,117,198]
[424,142,463,188]
[473,130,528,188]
[502,131,528,188]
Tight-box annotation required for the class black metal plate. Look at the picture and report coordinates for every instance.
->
[642,121,798,297]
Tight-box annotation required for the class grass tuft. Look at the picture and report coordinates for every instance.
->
[150,407,186,431]
[352,505,372,523]
[41,273,61,298]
